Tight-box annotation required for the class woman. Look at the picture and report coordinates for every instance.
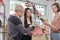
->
[42,3,60,40]
[22,8,34,40]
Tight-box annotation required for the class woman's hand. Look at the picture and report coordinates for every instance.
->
[42,19,50,26]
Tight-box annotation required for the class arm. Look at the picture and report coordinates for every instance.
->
[40,18,60,31]
[17,23,35,33]
[44,22,60,31]
[8,15,35,34]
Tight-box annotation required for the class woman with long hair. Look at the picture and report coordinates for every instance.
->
[42,3,60,40]
[22,8,33,40]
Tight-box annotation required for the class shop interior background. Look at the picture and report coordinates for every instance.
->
[0,0,60,40]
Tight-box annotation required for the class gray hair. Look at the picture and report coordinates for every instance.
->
[15,4,24,12]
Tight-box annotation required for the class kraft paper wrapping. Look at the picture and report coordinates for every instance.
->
[32,34,51,40]
[30,27,51,40]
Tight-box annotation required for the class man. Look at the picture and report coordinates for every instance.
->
[7,5,35,40]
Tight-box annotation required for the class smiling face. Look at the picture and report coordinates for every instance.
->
[52,5,58,13]
[17,9,24,17]
[52,3,60,14]
[15,5,24,17]
[26,9,32,18]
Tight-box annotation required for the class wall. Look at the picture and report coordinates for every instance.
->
[28,0,60,23]
[27,0,52,22]
[1,0,60,24]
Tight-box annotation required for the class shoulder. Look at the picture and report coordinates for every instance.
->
[59,12,60,16]
[57,13,60,18]
[8,15,18,20]
[8,15,22,25]
[8,15,18,22]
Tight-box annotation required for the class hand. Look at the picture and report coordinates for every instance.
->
[44,28,49,35]
[43,20,49,26]
[40,25,46,29]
